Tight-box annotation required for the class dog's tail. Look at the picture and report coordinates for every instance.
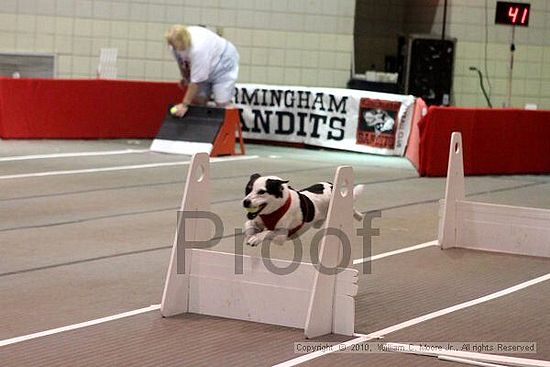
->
[352,184,365,221]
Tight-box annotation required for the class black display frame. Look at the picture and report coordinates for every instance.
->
[495,1,530,27]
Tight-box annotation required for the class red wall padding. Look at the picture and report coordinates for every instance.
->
[0,78,184,138]
[408,106,550,176]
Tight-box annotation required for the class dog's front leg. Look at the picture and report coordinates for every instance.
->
[244,220,262,244]
[247,228,289,247]
[244,220,261,236]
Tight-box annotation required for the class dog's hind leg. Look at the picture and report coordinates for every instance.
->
[353,184,364,199]
[312,219,326,228]
[352,184,365,221]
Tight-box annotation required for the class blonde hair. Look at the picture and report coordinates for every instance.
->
[165,25,191,50]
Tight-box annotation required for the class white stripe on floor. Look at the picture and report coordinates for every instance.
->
[0,155,259,180]
[0,305,161,347]
[0,149,150,162]
[353,240,438,264]
[273,273,550,366]
[386,343,550,367]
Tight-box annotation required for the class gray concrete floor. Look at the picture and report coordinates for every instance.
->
[0,139,549,366]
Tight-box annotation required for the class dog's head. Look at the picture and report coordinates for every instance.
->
[243,173,289,219]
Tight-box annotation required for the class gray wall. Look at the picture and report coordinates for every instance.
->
[0,0,355,87]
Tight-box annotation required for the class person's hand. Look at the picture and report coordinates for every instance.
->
[172,103,189,118]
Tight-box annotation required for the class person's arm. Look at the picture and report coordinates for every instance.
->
[173,82,199,117]
[178,61,191,88]
[171,49,189,90]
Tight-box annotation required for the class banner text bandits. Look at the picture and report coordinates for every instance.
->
[234,87,349,141]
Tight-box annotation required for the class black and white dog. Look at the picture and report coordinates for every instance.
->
[242,174,364,246]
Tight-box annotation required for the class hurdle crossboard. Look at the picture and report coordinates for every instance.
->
[160,152,359,338]
[438,132,550,258]
[183,250,357,331]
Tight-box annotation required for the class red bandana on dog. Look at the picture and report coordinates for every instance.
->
[259,196,303,236]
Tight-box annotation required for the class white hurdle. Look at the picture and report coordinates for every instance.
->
[439,132,550,258]
[161,153,359,338]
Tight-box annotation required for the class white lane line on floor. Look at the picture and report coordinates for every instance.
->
[0,304,161,347]
[387,343,550,367]
[353,240,438,264]
[0,241,437,347]
[273,273,550,366]
[0,149,150,162]
[438,355,509,367]
[0,155,259,180]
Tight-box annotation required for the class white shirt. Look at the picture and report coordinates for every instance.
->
[174,26,227,84]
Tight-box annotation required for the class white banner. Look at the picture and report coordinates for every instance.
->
[233,83,417,156]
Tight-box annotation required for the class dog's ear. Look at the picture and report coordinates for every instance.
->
[265,179,288,199]
[245,173,261,195]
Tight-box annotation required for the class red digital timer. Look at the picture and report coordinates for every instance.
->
[495,1,530,26]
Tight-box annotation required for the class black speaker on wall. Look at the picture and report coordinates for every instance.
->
[405,36,456,106]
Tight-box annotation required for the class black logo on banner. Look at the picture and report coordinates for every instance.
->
[356,98,401,149]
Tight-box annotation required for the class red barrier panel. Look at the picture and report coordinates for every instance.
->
[406,106,550,176]
[0,78,184,138]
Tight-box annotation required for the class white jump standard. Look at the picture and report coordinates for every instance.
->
[439,132,550,258]
[160,153,360,338]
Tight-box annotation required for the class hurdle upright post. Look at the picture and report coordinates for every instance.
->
[305,166,356,338]
[161,152,211,317]
[439,132,465,249]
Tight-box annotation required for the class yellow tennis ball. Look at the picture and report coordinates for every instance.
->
[170,106,178,115]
